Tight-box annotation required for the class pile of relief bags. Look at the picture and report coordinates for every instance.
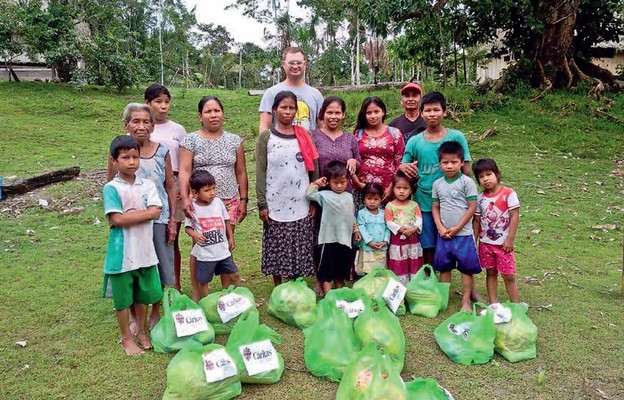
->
[153,265,538,399]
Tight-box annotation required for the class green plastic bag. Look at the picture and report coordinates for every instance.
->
[491,302,538,362]
[336,343,408,400]
[198,285,256,334]
[323,287,372,321]
[151,288,215,354]
[404,265,450,318]
[162,341,241,400]
[434,302,496,365]
[353,267,407,315]
[304,298,361,382]
[353,300,406,371]
[267,277,317,329]
[405,378,455,400]
[226,308,285,384]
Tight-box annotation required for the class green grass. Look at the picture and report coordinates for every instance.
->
[0,82,623,399]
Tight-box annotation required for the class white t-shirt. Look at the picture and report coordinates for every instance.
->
[475,186,520,245]
[151,120,187,172]
[266,132,310,222]
[185,198,231,262]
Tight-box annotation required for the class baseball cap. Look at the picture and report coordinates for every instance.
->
[401,82,423,95]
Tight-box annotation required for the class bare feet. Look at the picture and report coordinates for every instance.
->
[119,336,144,356]
[149,312,160,331]
[470,290,488,304]
[136,332,153,350]
[460,301,472,313]
[129,319,138,336]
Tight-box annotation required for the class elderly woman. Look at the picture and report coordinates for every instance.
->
[178,96,248,301]
[107,102,177,331]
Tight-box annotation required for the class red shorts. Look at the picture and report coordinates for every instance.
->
[478,242,516,275]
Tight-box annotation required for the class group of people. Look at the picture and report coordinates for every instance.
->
[102,46,521,357]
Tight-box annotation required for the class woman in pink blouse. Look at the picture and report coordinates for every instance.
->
[352,96,405,208]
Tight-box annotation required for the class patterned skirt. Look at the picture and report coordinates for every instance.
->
[387,232,424,279]
[261,217,315,278]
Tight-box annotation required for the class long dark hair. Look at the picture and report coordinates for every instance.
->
[319,96,346,120]
[272,90,298,112]
[355,96,386,130]
[197,96,224,113]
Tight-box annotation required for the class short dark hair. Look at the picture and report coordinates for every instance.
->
[319,96,346,120]
[362,182,384,198]
[438,140,464,160]
[472,158,502,182]
[324,160,348,180]
[420,91,447,112]
[272,90,298,112]
[198,96,224,114]
[355,96,386,130]
[110,135,140,159]
[189,170,216,191]
[144,83,171,102]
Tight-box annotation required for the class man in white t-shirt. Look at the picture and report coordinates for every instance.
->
[258,47,324,132]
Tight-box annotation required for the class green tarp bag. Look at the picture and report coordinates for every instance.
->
[405,378,455,399]
[162,341,241,400]
[490,302,538,362]
[226,308,285,384]
[434,302,496,365]
[151,288,215,354]
[304,298,361,382]
[336,343,408,400]
[405,265,450,318]
[353,267,407,315]
[353,299,405,372]
[323,287,372,322]
[267,277,317,329]
[198,285,256,335]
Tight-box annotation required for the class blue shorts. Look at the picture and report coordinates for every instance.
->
[196,256,238,284]
[419,212,437,250]
[433,235,481,275]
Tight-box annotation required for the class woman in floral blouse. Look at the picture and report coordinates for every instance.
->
[352,96,405,209]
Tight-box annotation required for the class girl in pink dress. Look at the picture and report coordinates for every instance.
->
[385,172,424,284]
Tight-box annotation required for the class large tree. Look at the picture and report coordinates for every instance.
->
[357,0,624,92]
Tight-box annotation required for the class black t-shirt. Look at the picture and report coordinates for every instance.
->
[389,114,427,144]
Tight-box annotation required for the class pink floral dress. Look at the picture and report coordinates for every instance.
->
[355,127,405,191]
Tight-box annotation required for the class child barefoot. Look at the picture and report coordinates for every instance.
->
[432,141,482,312]
[385,171,425,284]
[472,158,520,303]
[185,170,238,300]
[355,183,390,275]
[103,136,163,355]
[306,160,357,295]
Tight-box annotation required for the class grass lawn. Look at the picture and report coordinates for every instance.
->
[0,82,623,399]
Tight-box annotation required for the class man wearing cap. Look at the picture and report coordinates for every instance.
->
[389,82,427,145]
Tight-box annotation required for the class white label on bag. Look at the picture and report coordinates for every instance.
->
[482,303,512,324]
[239,339,280,376]
[382,278,406,314]
[202,349,238,383]
[172,309,209,337]
[335,299,366,318]
[216,293,252,323]
[448,322,472,339]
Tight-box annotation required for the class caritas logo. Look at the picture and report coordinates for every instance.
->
[217,300,226,311]
[242,347,252,361]
[174,313,185,324]
[204,359,214,370]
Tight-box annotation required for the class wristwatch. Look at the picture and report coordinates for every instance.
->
[239,197,249,202]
